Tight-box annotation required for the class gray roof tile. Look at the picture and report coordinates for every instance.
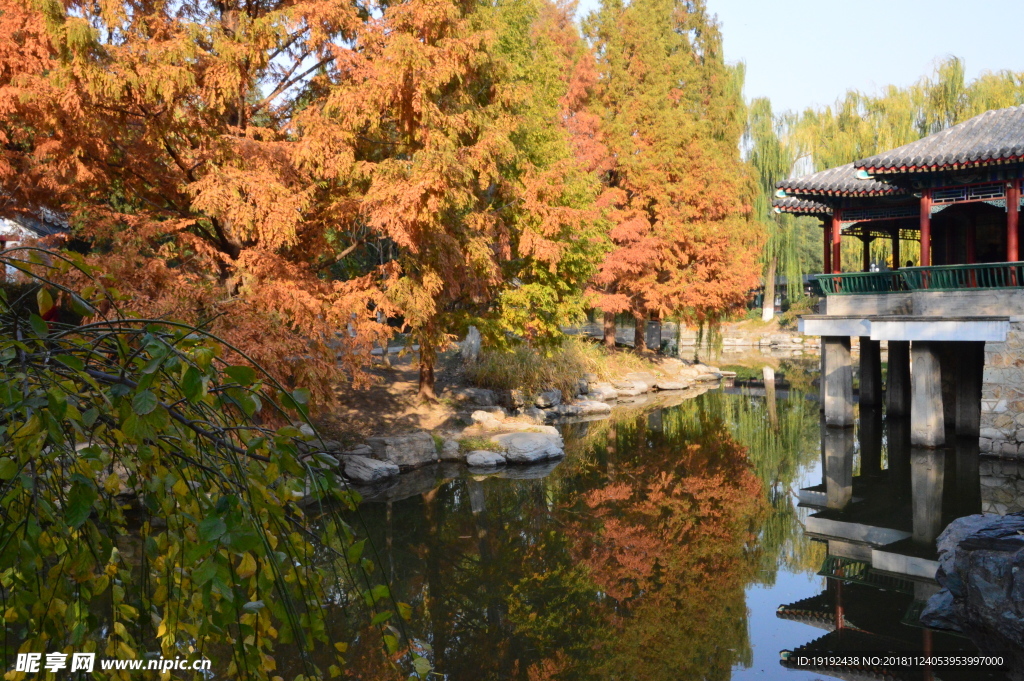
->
[771,196,833,215]
[775,162,904,197]
[855,105,1024,173]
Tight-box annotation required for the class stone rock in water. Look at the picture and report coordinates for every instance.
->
[574,400,612,415]
[535,390,562,409]
[344,456,400,483]
[589,383,619,401]
[440,439,461,461]
[655,380,690,391]
[466,451,506,467]
[343,444,373,457]
[612,381,646,397]
[365,431,439,469]
[921,512,1024,662]
[493,432,564,463]
[460,325,481,363]
[577,378,589,395]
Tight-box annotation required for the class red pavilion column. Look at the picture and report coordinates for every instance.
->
[1008,179,1020,262]
[832,211,842,273]
[919,190,932,267]
[823,219,833,274]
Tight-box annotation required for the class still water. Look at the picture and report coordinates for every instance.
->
[336,363,1014,680]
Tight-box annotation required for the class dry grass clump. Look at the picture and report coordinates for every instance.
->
[465,336,657,399]
[458,436,504,453]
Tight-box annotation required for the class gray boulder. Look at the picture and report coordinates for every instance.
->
[574,400,612,415]
[623,372,658,391]
[466,451,506,467]
[921,512,1024,666]
[493,432,564,464]
[535,390,562,409]
[344,456,400,483]
[471,410,504,429]
[366,431,439,469]
[446,387,498,407]
[611,381,646,397]
[439,438,462,462]
[589,383,619,401]
[577,378,589,395]
[545,404,582,420]
[499,389,526,410]
[343,444,373,457]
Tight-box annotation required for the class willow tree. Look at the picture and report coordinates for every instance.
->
[586,0,762,351]
[746,98,806,321]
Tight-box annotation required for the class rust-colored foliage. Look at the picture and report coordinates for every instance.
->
[0,0,400,401]
[586,0,763,340]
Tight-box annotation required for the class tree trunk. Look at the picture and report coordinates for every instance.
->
[603,311,617,348]
[418,342,437,401]
[633,313,647,352]
[761,257,777,322]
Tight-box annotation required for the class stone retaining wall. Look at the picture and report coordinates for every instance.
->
[979,322,1024,458]
[979,458,1024,514]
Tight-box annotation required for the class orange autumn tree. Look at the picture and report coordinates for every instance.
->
[0,0,398,400]
[585,0,763,350]
[0,0,605,402]
[296,0,604,399]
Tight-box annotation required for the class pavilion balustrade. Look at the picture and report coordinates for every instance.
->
[815,262,1024,295]
[815,271,907,295]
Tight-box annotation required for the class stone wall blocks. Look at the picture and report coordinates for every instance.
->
[980,428,1004,441]
[979,438,993,453]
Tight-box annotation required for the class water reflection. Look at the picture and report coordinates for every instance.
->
[319,368,1013,680]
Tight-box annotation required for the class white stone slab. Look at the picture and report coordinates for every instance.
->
[869,319,1009,342]
[798,316,871,337]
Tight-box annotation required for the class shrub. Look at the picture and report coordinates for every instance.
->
[465,336,654,399]
[0,248,426,679]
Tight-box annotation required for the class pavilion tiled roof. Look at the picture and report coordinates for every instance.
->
[775,163,904,197]
[856,105,1024,173]
[771,196,833,215]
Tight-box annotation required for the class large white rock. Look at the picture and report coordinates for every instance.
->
[612,381,646,397]
[655,380,690,391]
[589,383,619,401]
[493,432,564,464]
[466,451,506,467]
[344,456,400,483]
[535,390,562,408]
[574,400,612,415]
[365,431,439,469]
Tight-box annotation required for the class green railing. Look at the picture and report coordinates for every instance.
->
[815,271,906,295]
[901,262,1024,290]
[815,262,1024,295]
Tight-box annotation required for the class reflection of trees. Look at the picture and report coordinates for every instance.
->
[326,390,808,679]
[563,403,766,680]
[718,387,825,580]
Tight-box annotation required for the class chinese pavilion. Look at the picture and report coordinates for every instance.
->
[774,105,1024,457]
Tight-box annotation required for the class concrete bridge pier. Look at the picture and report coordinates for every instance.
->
[886,340,911,417]
[823,336,854,428]
[911,448,947,545]
[859,337,883,407]
[859,407,884,477]
[911,341,945,448]
[824,426,856,510]
[955,341,986,438]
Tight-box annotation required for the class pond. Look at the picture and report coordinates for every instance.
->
[322,363,1015,680]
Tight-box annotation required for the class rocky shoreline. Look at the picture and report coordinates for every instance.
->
[300,357,732,497]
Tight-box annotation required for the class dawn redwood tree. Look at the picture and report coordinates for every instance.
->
[297,0,603,399]
[0,0,398,402]
[585,0,762,350]
[0,0,604,402]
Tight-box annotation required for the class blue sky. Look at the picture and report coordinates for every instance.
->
[574,0,1024,115]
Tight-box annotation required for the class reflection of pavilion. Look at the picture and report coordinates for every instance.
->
[777,412,1004,680]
